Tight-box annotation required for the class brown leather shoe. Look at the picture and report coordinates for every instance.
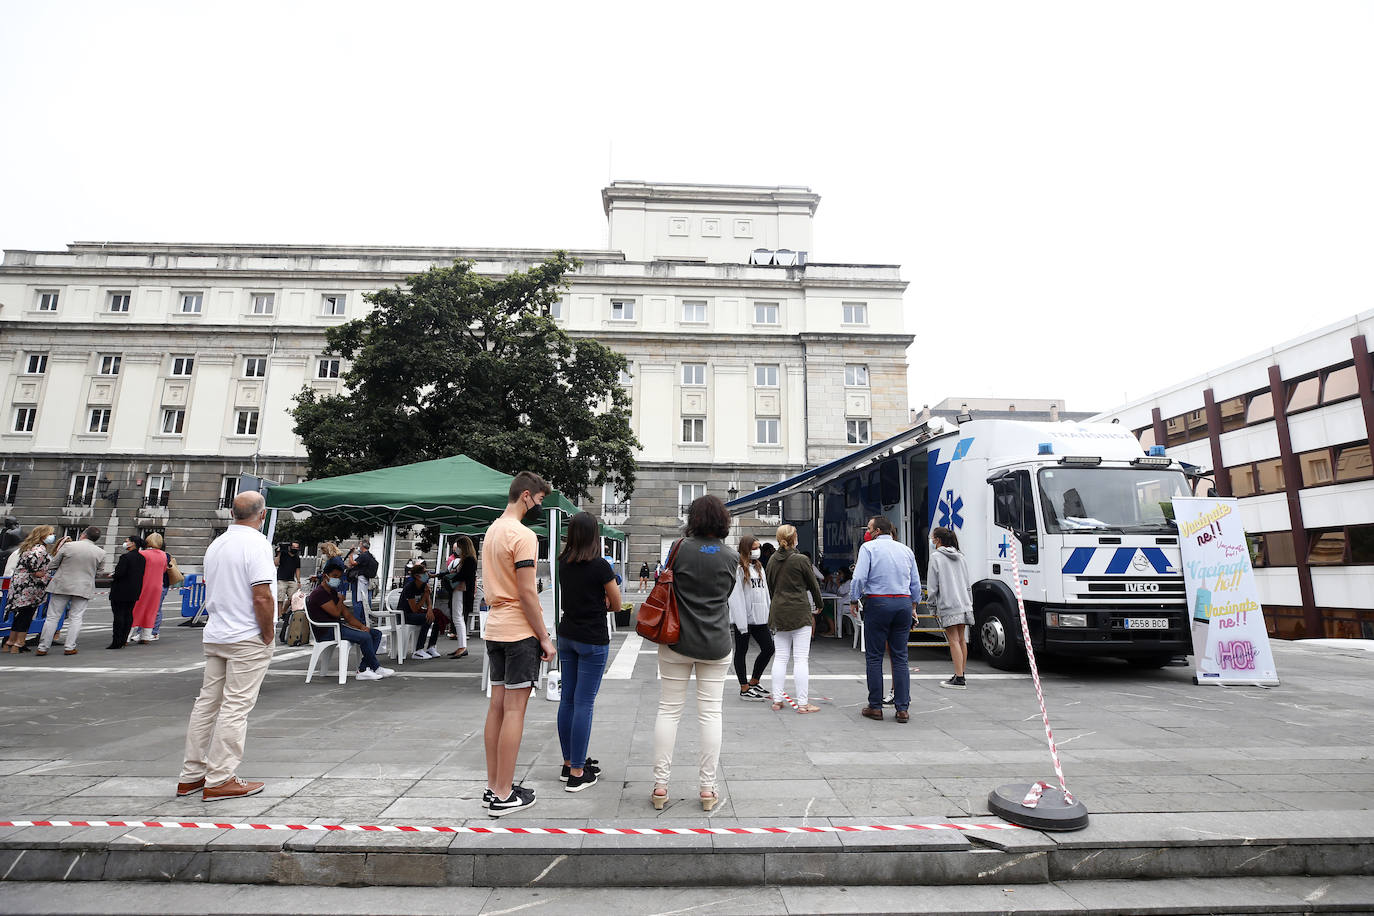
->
[176,778,206,797]
[202,777,265,802]
[895,710,910,724]
[64,648,79,656]
[861,706,884,721]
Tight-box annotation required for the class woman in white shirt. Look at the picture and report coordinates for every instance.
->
[727,534,774,700]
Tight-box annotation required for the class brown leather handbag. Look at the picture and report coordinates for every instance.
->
[636,538,683,645]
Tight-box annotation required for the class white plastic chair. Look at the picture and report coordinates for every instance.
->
[382,588,420,664]
[847,602,865,652]
[305,619,356,685]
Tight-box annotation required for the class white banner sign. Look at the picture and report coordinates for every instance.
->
[1173,497,1280,686]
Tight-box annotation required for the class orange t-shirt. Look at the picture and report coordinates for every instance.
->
[481,516,539,642]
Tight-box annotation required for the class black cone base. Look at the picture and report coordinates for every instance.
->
[987,782,1089,831]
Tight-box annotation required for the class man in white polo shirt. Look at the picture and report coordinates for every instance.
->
[176,490,277,802]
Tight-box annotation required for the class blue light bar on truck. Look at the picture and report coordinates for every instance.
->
[1038,443,1053,455]
[1149,445,1167,456]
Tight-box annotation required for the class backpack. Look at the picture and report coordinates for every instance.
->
[279,608,310,647]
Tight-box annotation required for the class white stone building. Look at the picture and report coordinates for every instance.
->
[1092,311,1374,640]
[0,182,912,572]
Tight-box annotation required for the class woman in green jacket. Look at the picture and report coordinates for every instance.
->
[764,525,823,713]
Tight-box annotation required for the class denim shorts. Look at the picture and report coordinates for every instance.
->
[487,636,542,689]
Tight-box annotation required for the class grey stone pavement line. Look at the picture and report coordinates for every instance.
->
[2,590,1373,851]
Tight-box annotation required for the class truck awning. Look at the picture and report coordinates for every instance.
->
[724,418,953,515]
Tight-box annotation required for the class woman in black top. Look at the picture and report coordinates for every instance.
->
[107,534,145,649]
[446,535,478,659]
[556,512,620,792]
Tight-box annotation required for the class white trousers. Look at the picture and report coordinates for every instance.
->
[652,644,731,790]
[40,594,89,651]
[180,638,275,786]
[770,625,813,705]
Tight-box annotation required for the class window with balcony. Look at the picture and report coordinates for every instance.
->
[68,473,98,507]
[171,356,194,376]
[601,481,629,519]
[681,300,707,323]
[235,410,260,436]
[108,291,131,313]
[25,353,47,374]
[87,407,111,434]
[610,299,635,321]
[678,483,705,516]
[0,474,17,505]
[98,354,122,376]
[243,357,268,378]
[842,301,868,325]
[251,292,275,315]
[682,363,705,386]
[179,291,204,314]
[756,418,780,445]
[682,417,706,444]
[846,418,871,445]
[317,358,341,379]
[220,475,239,509]
[145,475,171,508]
[845,364,869,387]
[753,301,779,325]
[161,409,185,435]
[36,290,60,312]
[755,365,778,387]
[12,408,36,433]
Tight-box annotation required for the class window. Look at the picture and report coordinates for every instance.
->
[549,298,564,320]
[1335,444,1373,482]
[1299,449,1334,487]
[610,299,635,321]
[682,363,705,386]
[145,475,171,508]
[108,291,131,313]
[755,365,779,387]
[316,358,341,379]
[36,290,59,311]
[171,356,194,376]
[1217,395,1247,432]
[846,419,871,445]
[601,480,628,516]
[1229,464,1257,497]
[0,474,17,504]
[1255,458,1285,494]
[179,291,203,314]
[243,357,268,378]
[1248,531,1297,567]
[25,353,47,374]
[12,408,36,433]
[1246,390,1274,424]
[679,483,706,516]
[993,470,1039,564]
[618,362,633,386]
[160,409,185,435]
[756,418,780,445]
[1164,414,1188,447]
[219,475,239,510]
[681,300,707,323]
[1322,364,1359,404]
[1308,529,1346,565]
[682,417,705,443]
[1286,375,1319,413]
[845,364,869,387]
[1351,525,1374,564]
[68,473,98,507]
[235,410,259,436]
[754,301,779,325]
[98,354,121,376]
[321,294,347,316]
[251,293,275,315]
[842,301,867,324]
[87,408,111,434]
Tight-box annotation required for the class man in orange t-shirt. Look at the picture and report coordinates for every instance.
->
[482,470,556,817]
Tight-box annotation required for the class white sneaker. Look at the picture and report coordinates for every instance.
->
[148,633,160,642]
[412,650,430,660]
[376,666,396,678]
[357,668,383,681]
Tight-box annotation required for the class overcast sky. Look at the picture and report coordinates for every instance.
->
[2,1,1370,415]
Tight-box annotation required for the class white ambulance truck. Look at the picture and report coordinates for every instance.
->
[916,419,1195,669]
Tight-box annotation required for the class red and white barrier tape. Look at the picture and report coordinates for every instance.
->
[776,692,832,710]
[0,818,1019,835]
[1007,539,1075,808]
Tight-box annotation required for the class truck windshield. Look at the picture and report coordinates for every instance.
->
[1037,467,1192,533]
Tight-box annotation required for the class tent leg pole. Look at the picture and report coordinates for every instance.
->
[548,506,560,672]
[266,508,278,545]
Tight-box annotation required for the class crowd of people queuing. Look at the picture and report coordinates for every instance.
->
[1,471,973,815]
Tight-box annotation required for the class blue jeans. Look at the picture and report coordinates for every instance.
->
[863,597,913,711]
[339,625,383,672]
[557,638,609,769]
[152,586,168,636]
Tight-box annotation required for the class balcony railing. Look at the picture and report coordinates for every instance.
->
[602,502,629,515]
[65,495,95,507]
[218,496,234,510]
[143,493,170,508]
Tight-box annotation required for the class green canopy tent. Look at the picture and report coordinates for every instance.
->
[440,520,627,588]
[264,455,580,660]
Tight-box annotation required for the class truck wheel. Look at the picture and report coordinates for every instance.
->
[977,603,1026,671]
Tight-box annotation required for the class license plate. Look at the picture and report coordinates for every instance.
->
[1125,617,1168,630]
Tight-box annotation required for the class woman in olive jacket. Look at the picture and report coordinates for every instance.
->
[764,525,824,713]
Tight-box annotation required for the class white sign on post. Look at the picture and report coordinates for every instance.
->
[1173,497,1280,686]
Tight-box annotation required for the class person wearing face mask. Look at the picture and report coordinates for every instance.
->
[38,526,105,657]
[274,541,303,617]
[306,556,392,681]
[3,525,58,653]
[130,532,169,644]
[400,562,447,659]
[727,535,774,700]
[927,527,975,689]
[108,534,146,649]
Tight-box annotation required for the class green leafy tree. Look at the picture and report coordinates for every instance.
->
[290,253,638,539]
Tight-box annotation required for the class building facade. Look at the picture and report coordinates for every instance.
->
[0,182,913,573]
[1092,312,1374,640]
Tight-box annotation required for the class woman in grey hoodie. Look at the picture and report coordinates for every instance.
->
[927,527,974,689]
